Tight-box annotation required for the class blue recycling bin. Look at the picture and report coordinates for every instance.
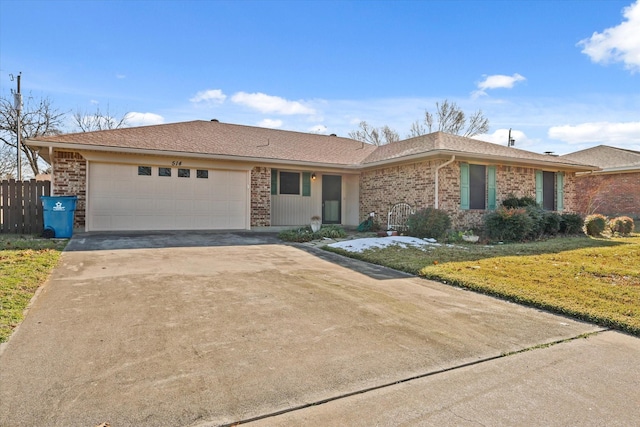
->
[41,196,78,238]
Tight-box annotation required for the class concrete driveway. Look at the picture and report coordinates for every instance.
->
[1,232,638,426]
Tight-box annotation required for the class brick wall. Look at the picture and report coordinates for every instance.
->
[361,160,580,231]
[360,160,436,228]
[573,172,640,219]
[251,166,271,226]
[52,151,86,228]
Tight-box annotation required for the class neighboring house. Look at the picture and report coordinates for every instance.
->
[27,120,596,232]
[562,145,640,220]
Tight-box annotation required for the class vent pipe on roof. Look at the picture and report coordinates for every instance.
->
[211,119,219,122]
[434,155,456,209]
[329,133,337,137]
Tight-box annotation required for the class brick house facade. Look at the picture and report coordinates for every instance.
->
[30,121,594,232]
[361,160,579,230]
[573,172,640,219]
[52,151,87,228]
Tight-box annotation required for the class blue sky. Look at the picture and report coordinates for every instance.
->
[1,0,639,155]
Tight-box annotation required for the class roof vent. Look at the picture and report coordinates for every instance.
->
[544,151,558,156]
[211,119,219,122]
[329,133,337,137]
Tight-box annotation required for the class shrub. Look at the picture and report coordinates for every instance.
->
[278,225,347,242]
[484,207,534,242]
[543,211,562,236]
[583,214,607,237]
[406,208,451,240]
[524,205,545,239]
[609,216,635,236]
[559,213,584,235]
[501,195,538,209]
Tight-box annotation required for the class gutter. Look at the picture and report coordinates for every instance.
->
[434,155,455,209]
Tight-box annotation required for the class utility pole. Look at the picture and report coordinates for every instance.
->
[14,73,23,180]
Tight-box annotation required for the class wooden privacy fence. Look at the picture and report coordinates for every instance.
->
[1,179,51,234]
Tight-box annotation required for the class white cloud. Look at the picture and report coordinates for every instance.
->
[472,73,526,98]
[308,124,328,133]
[90,99,99,105]
[190,89,227,104]
[124,112,165,126]
[116,74,126,79]
[258,118,283,128]
[231,92,316,115]
[578,0,640,73]
[548,121,640,145]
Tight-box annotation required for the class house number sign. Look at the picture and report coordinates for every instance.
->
[171,161,183,166]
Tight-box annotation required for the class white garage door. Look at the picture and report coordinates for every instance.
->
[88,163,249,231]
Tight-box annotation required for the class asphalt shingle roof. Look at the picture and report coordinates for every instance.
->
[561,145,640,170]
[30,120,595,170]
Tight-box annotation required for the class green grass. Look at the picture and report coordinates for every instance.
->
[325,234,640,335]
[0,235,67,343]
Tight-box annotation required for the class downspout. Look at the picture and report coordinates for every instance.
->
[434,155,455,209]
[49,146,54,195]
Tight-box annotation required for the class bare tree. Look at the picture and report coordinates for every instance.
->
[351,99,490,143]
[348,121,400,146]
[0,143,16,179]
[0,94,65,177]
[424,100,489,137]
[73,105,129,132]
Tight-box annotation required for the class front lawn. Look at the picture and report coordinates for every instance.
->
[0,236,67,343]
[325,235,640,335]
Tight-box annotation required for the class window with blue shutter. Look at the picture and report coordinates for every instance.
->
[460,163,470,210]
[535,170,543,206]
[302,172,311,197]
[556,172,564,211]
[487,166,497,210]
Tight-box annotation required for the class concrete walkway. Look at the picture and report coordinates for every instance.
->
[1,232,638,426]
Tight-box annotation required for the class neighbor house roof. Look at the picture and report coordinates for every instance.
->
[561,145,640,173]
[28,120,597,171]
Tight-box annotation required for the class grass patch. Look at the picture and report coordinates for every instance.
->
[0,235,67,343]
[324,234,640,335]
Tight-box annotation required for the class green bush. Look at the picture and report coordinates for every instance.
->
[559,213,584,235]
[484,207,534,242]
[406,208,451,240]
[583,214,608,237]
[524,205,545,239]
[543,211,562,236]
[278,225,347,242]
[501,195,538,209]
[609,216,635,236]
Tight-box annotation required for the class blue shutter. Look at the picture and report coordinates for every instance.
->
[271,169,278,195]
[556,172,564,211]
[535,170,543,206]
[460,163,470,210]
[487,166,497,210]
[302,172,311,197]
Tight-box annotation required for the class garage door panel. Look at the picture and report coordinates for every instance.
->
[89,163,248,231]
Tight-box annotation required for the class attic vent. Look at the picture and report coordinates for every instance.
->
[544,151,558,156]
[329,133,337,137]
[211,119,219,122]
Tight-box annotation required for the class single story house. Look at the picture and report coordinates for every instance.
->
[561,145,640,220]
[27,120,597,232]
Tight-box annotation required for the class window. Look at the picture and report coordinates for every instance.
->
[159,167,171,177]
[279,171,301,195]
[536,171,564,211]
[196,169,208,179]
[460,163,496,210]
[178,168,190,178]
[138,166,151,176]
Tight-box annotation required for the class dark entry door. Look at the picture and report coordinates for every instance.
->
[322,175,341,224]
[543,171,555,210]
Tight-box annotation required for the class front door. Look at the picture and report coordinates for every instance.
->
[322,175,341,224]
